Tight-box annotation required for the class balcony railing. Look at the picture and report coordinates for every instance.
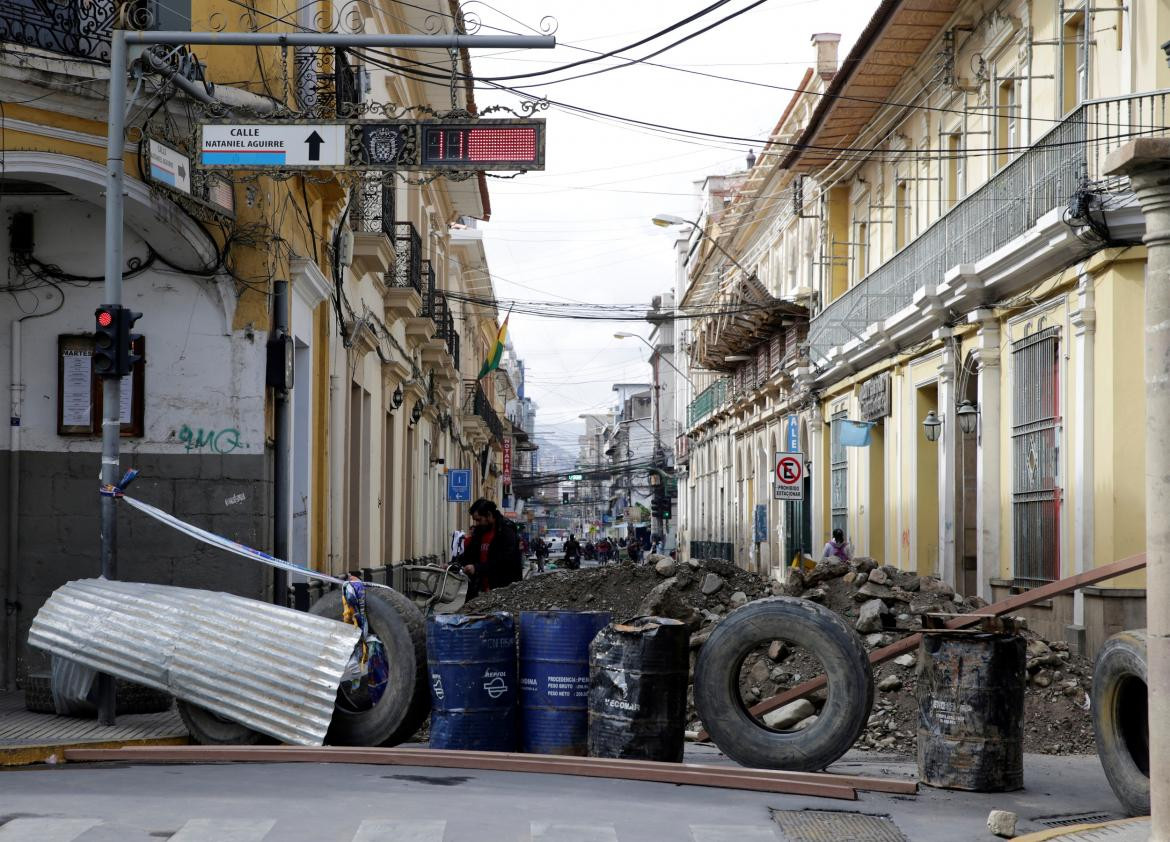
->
[2,0,117,62]
[350,175,395,239]
[419,260,437,320]
[433,297,459,364]
[390,222,422,293]
[808,91,1170,362]
[464,379,503,442]
[687,378,728,427]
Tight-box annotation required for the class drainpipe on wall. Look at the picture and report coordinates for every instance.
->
[1103,136,1170,841]
[4,321,22,690]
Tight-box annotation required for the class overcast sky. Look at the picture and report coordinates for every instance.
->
[466,0,870,458]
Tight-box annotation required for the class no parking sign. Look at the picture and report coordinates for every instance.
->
[774,452,804,500]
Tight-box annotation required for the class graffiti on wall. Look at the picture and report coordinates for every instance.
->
[178,424,248,454]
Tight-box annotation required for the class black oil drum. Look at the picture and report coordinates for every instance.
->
[588,616,689,762]
[917,631,1026,791]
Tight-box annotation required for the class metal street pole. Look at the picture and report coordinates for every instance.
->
[97,26,555,726]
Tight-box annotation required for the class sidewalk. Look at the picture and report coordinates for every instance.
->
[0,689,189,765]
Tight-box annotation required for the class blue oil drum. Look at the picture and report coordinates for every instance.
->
[519,610,612,755]
[426,613,518,752]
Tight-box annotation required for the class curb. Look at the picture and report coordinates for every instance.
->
[1014,817,1150,841]
[0,735,191,767]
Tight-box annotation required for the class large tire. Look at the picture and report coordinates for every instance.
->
[1092,629,1149,816]
[309,588,424,746]
[24,670,172,718]
[365,587,431,745]
[694,596,873,772]
[177,700,269,745]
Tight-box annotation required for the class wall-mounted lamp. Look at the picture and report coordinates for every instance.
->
[392,384,404,410]
[922,410,942,443]
[956,400,979,435]
[410,400,423,425]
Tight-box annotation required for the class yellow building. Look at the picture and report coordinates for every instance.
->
[0,0,514,682]
[680,0,1168,654]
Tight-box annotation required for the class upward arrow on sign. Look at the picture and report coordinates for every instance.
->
[305,131,324,161]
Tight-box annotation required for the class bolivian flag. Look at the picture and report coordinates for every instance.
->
[477,309,511,379]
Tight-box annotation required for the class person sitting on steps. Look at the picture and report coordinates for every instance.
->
[822,528,853,563]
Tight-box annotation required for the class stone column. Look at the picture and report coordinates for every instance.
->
[1105,138,1170,839]
[808,404,824,550]
[1069,266,1096,653]
[935,327,958,587]
[968,309,1001,602]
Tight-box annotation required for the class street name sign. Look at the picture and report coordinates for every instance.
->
[147,139,191,195]
[200,124,347,168]
[447,469,472,503]
[774,451,804,501]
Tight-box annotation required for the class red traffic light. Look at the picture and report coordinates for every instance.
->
[96,309,114,328]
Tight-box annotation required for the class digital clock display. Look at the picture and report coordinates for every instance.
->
[420,121,544,170]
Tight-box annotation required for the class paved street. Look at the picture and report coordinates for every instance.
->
[0,749,1126,841]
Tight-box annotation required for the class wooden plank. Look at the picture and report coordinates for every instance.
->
[699,553,1147,738]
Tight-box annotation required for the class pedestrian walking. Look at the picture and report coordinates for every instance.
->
[564,533,582,570]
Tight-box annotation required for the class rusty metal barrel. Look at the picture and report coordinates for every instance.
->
[916,631,1026,791]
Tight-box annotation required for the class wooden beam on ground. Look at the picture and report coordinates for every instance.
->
[698,553,1147,739]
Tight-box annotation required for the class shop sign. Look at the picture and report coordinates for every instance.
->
[859,372,891,421]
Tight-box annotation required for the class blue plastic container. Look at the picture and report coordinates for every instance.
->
[519,610,612,755]
[426,613,518,752]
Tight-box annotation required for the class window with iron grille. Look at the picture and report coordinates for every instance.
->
[1011,327,1062,586]
[830,411,848,537]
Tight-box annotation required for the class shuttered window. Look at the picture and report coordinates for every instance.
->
[1011,327,1061,586]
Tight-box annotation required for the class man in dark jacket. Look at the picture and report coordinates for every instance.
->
[563,534,582,570]
[462,498,522,598]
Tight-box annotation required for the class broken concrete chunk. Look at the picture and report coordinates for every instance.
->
[767,640,787,661]
[654,558,677,577]
[761,698,815,730]
[865,632,891,647]
[729,590,748,608]
[701,573,724,596]
[877,675,903,692]
[1031,670,1053,688]
[987,810,1018,838]
[804,559,850,587]
[638,576,677,616]
[801,587,827,603]
[853,581,909,604]
[852,556,878,573]
[866,566,890,586]
[793,714,818,731]
[893,654,916,668]
[855,598,889,633]
[842,571,858,585]
[919,577,955,598]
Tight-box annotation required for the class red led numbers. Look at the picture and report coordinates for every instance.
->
[420,122,543,169]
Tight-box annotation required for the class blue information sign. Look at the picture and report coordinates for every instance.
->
[786,415,799,454]
[753,504,768,543]
[447,469,472,503]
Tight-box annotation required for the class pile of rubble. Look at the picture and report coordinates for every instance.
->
[465,554,1097,755]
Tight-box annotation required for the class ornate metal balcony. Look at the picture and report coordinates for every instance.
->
[390,222,422,293]
[2,0,117,62]
[463,379,503,443]
[687,378,728,428]
[419,260,437,320]
[350,175,395,240]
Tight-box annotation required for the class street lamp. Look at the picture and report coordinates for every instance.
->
[652,214,758,281]
[956,400,979,435]
[614,332,696,388]
[922,410,942,442]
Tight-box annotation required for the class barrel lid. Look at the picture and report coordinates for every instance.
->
[428,612,513,628]
[611,616,686,634]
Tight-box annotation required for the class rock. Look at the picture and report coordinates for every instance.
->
[686,559,702,570]
[987,809,1018,838]
[855,572,869,586]
[805,559,850,587]
[801,587,827,603]
[767,640,787,661]
[655,558,677,577]
[843,571,858,584]
[1032,670,1053,688]
[919,577,955,598]
[761,698,815,730]
[689,629,713,649]
[894,654,916,668]
[701,573,724,596]
[782,568,804,596]
[793,714,818,731]
[1050,640,1070,652]
[769,581,784,596]
[866,566,890,586]
[855,598,889,633]
[854,581,909,604]
[1026,639,1051,658]
[749,659,771,686]
[729,590,749,609]
[853,557,878,573]
[638,577,677,616]
[896,572,922,592]
[877,675,903,692]
[865,633,891,647]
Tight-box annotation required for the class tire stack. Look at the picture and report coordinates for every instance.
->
[179,587,430,747]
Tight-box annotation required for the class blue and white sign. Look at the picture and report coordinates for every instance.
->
[786,414,799,454]
[447,469,472,503]
[753,504,768,543]
[148,139,190,195]
[200,123,347,168]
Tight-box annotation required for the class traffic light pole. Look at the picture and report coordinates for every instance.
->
[97,27,555,726]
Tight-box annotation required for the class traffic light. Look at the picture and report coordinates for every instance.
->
[662,499,672,520]
[651,495,663,520]
[562,491,570,504]
[93,306,118,376]
[117,308,143,376]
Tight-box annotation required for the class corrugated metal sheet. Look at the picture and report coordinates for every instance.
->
[28,579,359,746]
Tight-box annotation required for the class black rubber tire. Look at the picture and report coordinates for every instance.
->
[24,671,172,718]
[177,700,270,745]
[309,588,422,746]
[1092,629,1149,816]
[365,587,431,745]
[694,596,873,772]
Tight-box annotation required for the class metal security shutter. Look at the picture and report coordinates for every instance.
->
[830,411,848,537]
[1011,327,1061,586]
